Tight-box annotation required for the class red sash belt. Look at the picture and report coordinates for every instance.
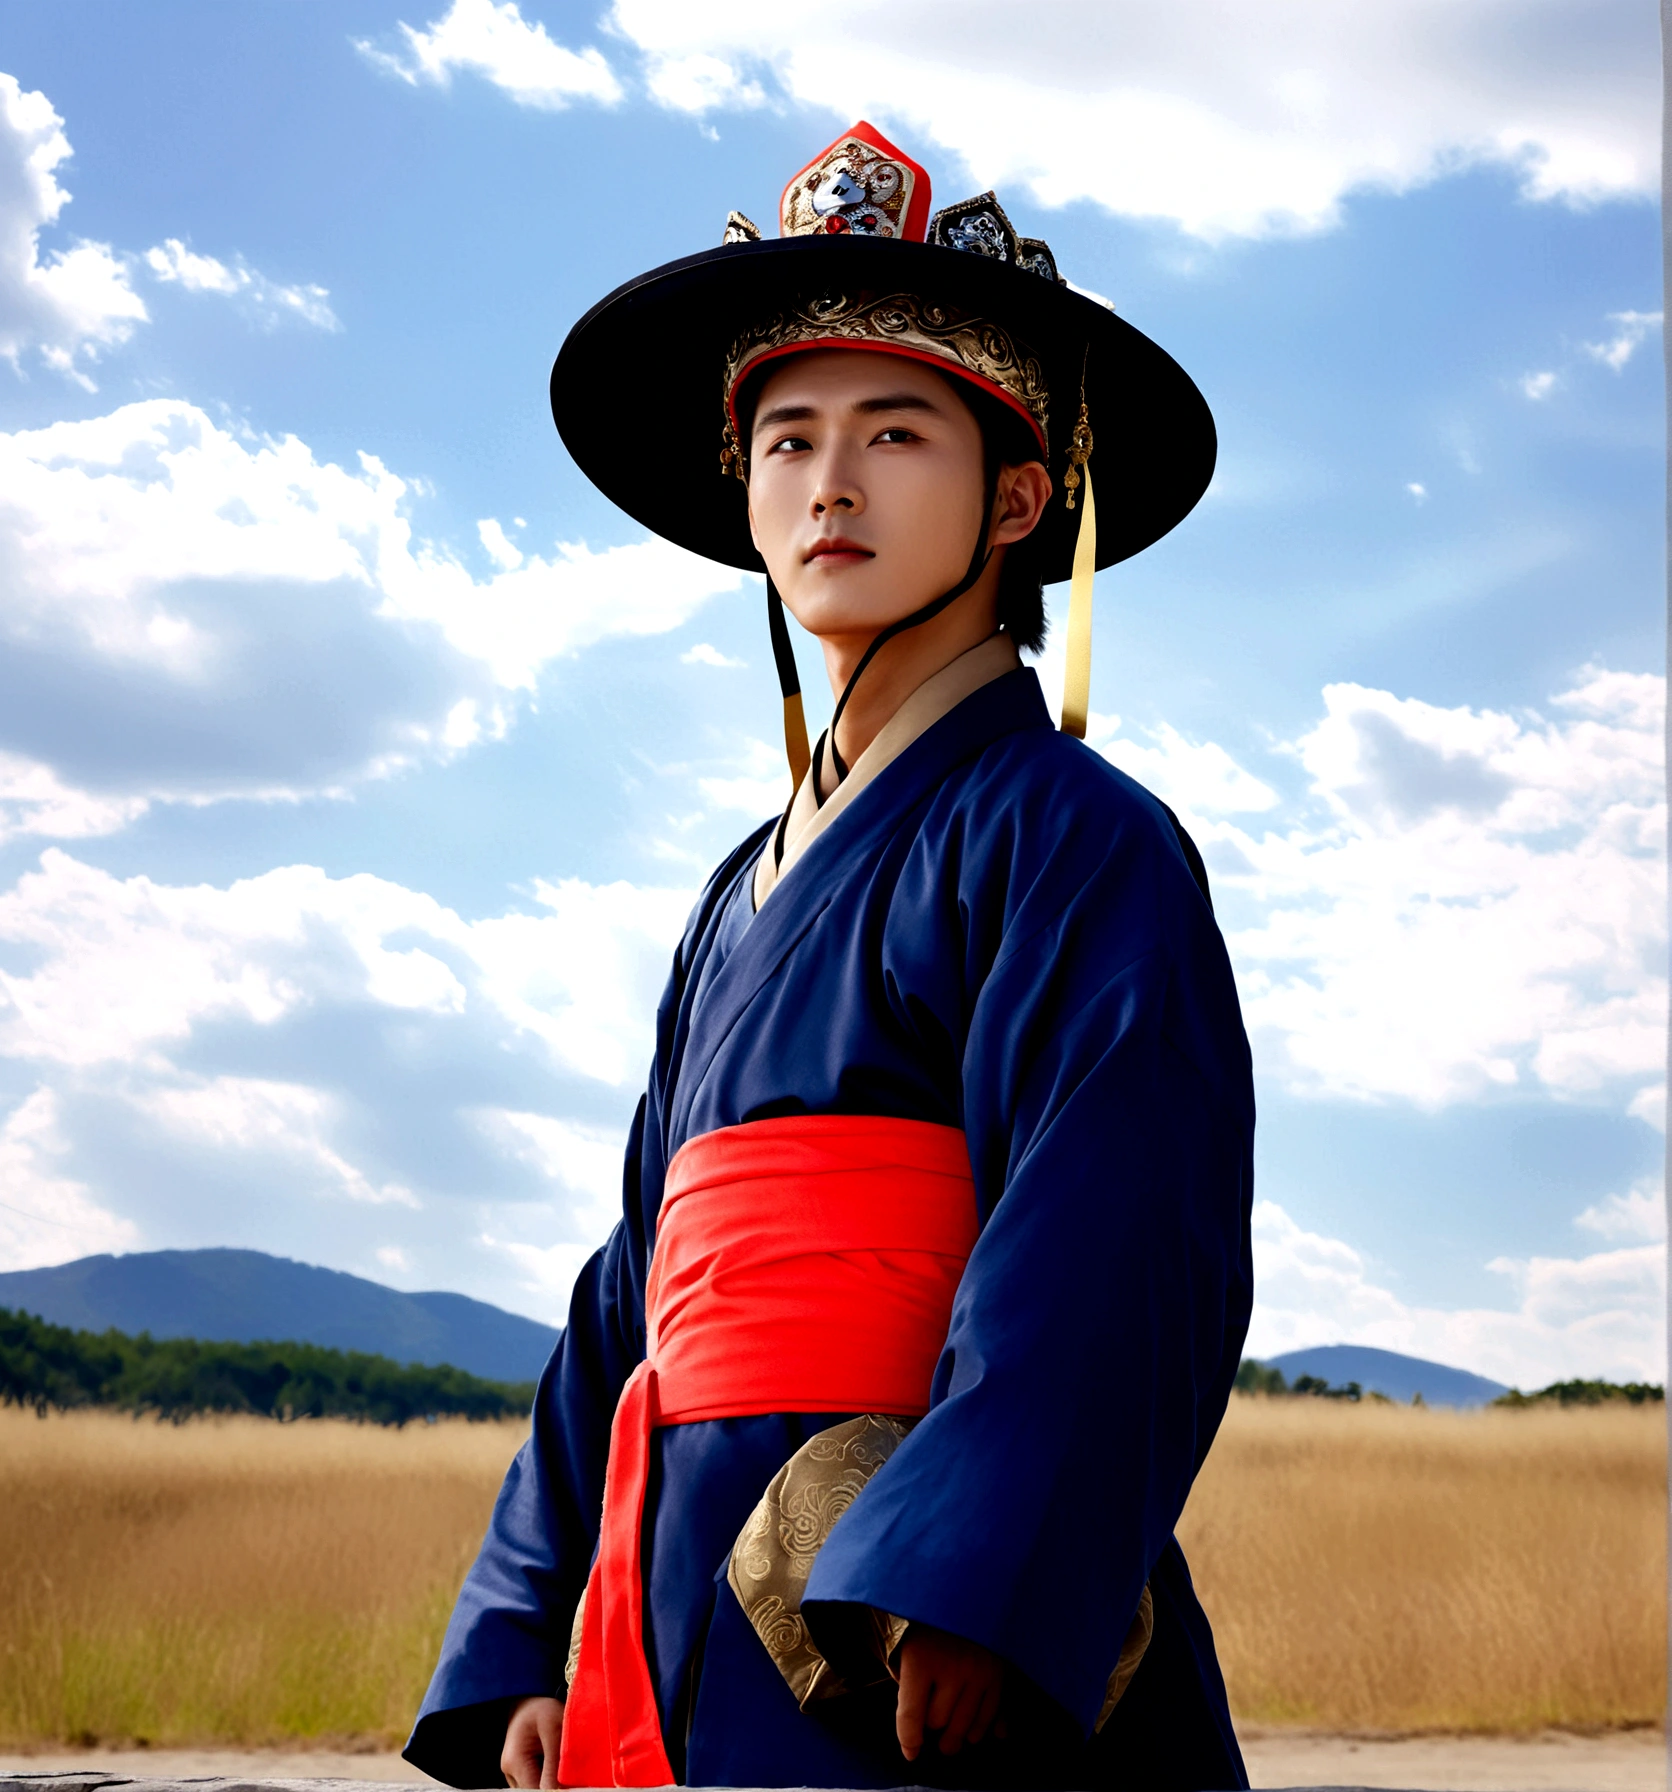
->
[558,1114,977,1788]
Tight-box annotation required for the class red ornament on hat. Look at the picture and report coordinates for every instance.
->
[779,120,932,243]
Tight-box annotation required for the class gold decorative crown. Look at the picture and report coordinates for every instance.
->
[724,292,1049,458]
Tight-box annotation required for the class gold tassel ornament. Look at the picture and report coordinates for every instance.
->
[1059,400,1095,740]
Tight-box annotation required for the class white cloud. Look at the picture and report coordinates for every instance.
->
[1583,308,1663,373]
[0,75,338,389]
[1627,1084,1666,1131]
[0,398,742,688]
[681,641,744,668]
[0,854,435,1071]
[0,849,695,1300]
[1065,279,1115,311]
[1519,369,1557,400]
[1248,1196,1665,1389]
[697,735,790,816]
[0,72,147,386]
[644,52,764,114]
[1109,669,1664,1113]
[0,1087,139,1272]
[144,1077,420,1207]
[143,238,339,332]
[467,877,697,1084]
[475,1109,627,1306]
[1089,714,1279,816]
[0,849,692,1087]
[380,530,746,691]
[147,239,240,295]
[0,398,745,823]
[0,752,149,843]
[1405,482,1427,503]
[479,1227,609,1313]
[481,1109,624,1212]
[1483,1243,1664,1381]
[359,0,622,108]
[1232,670,1664,1108]
[1574,1180,1665,1244]
[606,0,1657,240]
[477,516,523,571]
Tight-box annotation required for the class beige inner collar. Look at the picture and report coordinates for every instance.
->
[753,633,1023,911]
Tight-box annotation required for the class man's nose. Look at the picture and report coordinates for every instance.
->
[811,450,863,515]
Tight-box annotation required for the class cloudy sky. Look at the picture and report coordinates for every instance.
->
[0,0,1662,1389]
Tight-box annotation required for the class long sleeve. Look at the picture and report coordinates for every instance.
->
[403,824,772,1788]
[402,1100,652,1786]
[802,759,1255,1736]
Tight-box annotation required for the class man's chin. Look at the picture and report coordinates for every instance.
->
[785,575,952,638]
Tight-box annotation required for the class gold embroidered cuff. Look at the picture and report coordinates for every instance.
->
[1094,1583,1153,1732]
[725,1413,1154,1730]
[727,1413,913,1707]
[565,1593,585,1691]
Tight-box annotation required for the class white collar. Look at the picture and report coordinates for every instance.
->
[753,633,1023,911]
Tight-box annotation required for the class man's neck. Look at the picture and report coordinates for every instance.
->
[815,575,1004,793]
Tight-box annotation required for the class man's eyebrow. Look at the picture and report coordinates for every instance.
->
[754,401,816,429]
[753,391,946,432]
[851,392,943,416]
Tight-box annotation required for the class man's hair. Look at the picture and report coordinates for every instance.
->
[735,355,1051,655]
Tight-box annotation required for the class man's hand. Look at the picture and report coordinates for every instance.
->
[501,1694,565,1789]
[894,1623,1005,1761]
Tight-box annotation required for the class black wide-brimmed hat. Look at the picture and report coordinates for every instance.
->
[551,123,1216,769]
[551,122,1215,585]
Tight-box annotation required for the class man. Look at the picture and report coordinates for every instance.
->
[405,122,1253,1792]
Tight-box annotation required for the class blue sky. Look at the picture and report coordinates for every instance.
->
[0,0,1662,1386]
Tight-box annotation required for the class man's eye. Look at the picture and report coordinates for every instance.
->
[767,435,811,455]
[875,428,917,444]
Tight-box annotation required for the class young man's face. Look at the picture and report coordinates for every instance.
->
[745,349,993,640]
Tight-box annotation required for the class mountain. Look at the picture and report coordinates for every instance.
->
[0,1249,560,1385]
[1265,1344,1507,1408]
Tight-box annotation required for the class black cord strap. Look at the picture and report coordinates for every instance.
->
[765,578,811,789]
[769,454,1004,871]
[824,456,1002,791]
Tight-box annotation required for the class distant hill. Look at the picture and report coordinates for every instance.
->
[0,1249,560,1384]
[1265,1344,1507,1408]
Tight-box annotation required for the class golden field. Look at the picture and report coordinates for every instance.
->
[0,1395,1663,1748]
[1181,1396,1666,1733]
[0,1408,523,1750]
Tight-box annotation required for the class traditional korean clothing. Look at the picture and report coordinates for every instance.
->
[406,123,1253,1792]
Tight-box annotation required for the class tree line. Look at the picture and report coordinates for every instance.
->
[1234,1357,1663,1406]
[0,1306,536,1425]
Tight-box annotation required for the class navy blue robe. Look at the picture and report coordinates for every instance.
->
[406,667,1255,1790]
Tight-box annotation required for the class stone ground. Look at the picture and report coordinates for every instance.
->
[0,1732,1663,1791]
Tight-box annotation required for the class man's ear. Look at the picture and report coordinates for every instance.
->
[992,461,1052,548]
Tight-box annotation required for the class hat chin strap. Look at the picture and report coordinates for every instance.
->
[765,573,812,791]
[769,459,1001,873]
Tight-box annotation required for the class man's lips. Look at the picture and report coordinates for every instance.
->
[804,538,875,564]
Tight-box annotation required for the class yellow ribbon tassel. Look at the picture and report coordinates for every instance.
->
[783,692,811,791]
[1059,463,1095,739]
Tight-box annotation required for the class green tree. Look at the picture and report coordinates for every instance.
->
[1234,1358,1288,1395]
[0,1307,537,1425]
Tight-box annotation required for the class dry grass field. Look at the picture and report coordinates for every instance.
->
[0,1395,1662,1749]
[1180,1396,1666,1733]
[0,1407,523,1750]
